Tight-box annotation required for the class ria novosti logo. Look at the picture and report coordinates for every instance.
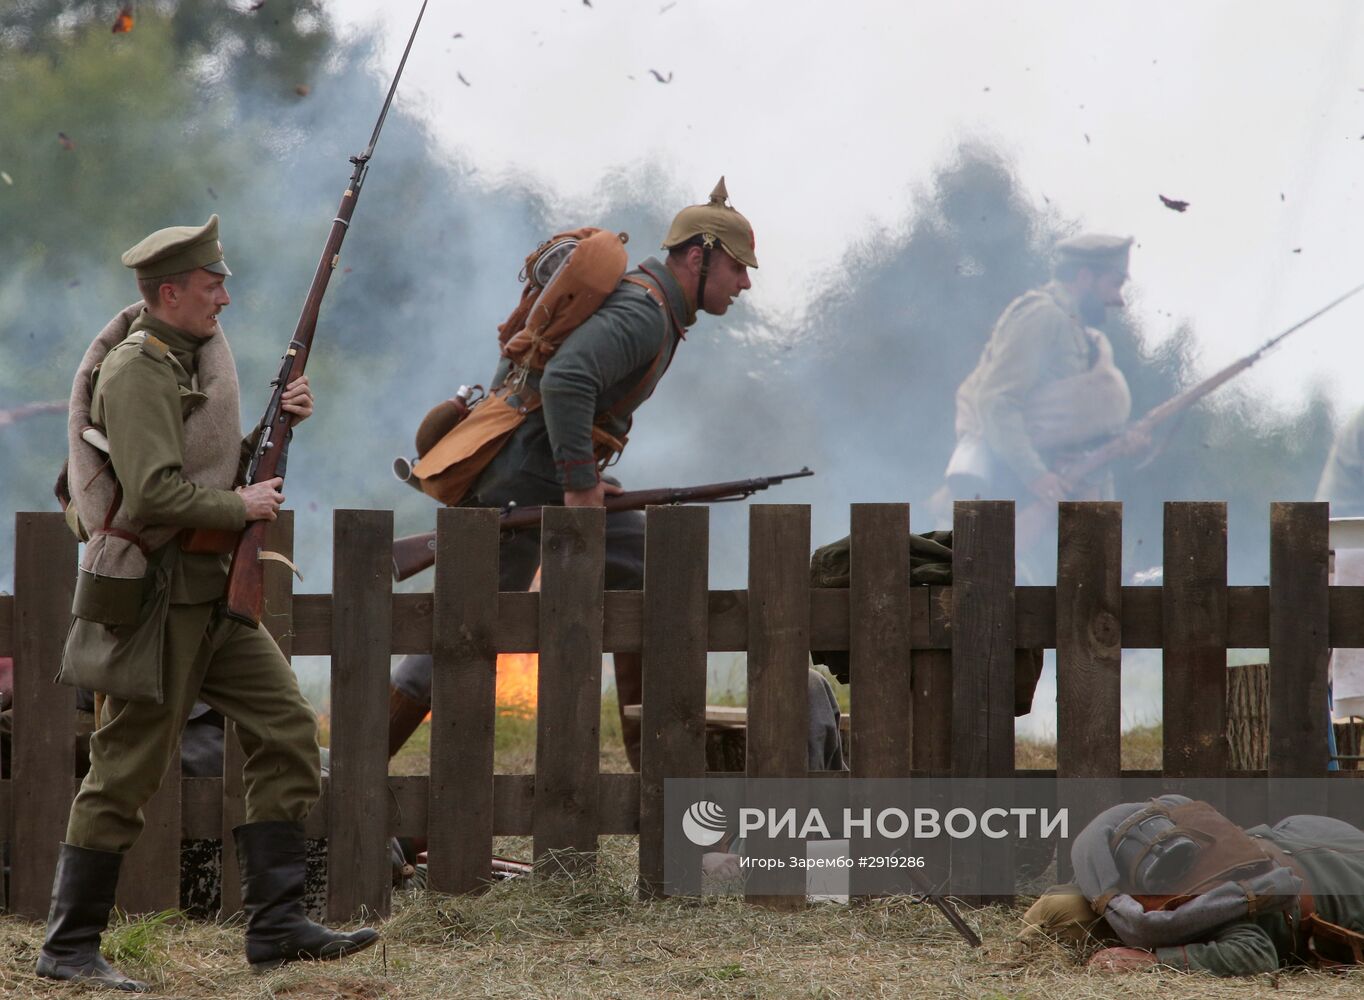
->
[681,801,728,846]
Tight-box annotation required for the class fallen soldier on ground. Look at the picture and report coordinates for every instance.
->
[1016,794,1364,975]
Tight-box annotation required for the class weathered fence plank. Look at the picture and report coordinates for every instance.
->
[746,504,810,908]
[429,507,499,894]
[849,504,913,896]
[328,509,393,921]
[1055,502,1122,883]
[952,501,1015,778]
[1163,502,1229,777]
[11,513,78,918]
[1269,503,1330,813]
[639,506,710,899]
[850,504,913,778]
[1056,502,1122,777]
[952,500,1015,901]
[266,582,1364,656]
[533,507,605,868]
[911,650,951,773]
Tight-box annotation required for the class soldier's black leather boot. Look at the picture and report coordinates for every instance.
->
[35,843,150,992]
[234,820,379,972]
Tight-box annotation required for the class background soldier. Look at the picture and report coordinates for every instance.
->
[389,179,760,772]
[39,217,376,991]
[945,234,1135,529]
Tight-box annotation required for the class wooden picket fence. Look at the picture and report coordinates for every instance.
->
[0,500,1357,922]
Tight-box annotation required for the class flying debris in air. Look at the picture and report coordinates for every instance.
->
[111,6,133,34]
[660,1,677,10]
[648,69,673,83]
[1083,133,1091,144]
[207,186,218,200]
[1,172,12,186]
[57,132,76,151]
[1280,192,1285,201]
[1158,194,1189,212]
[457,71,471,86]
[248,0,268,9]
[294,84,311,97]
[583,0,592,6]
[451,32,464,39]
[1293,247,1303,254]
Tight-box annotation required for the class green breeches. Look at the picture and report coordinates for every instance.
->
[67,602,321,853]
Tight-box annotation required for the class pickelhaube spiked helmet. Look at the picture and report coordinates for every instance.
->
[661,177,758,269]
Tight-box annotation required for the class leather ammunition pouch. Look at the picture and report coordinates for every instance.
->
[412,389,534,507]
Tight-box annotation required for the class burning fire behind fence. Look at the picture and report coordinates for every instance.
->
[496,653,538,717]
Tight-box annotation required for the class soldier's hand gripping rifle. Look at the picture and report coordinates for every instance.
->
[391,468,815,582]
[220,0,429,627]
[1019,279,1364,542]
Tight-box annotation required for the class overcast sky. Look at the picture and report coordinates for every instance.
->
[329,0,1364,421]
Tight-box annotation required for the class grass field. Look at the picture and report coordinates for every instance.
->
[4,834,1360,999]
[5,692,1354,997]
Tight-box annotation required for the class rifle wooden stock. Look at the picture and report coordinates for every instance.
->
[391,468,813,581]
[220,1,428,626]
[224,519,270,624]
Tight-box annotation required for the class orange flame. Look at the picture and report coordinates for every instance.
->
[111,7,134,33]
[496,653,538,717]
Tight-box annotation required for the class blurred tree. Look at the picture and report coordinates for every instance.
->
[0,1,552,585]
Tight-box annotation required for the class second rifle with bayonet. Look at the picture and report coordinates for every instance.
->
[391,468,813,581]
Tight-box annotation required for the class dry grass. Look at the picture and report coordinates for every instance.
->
[4,837,1361,998]
[1016,723,1163,771]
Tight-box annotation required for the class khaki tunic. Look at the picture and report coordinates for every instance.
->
[956,281,1121,487]
[66,313,319,853]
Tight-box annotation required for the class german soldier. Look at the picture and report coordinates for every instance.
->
[39,217,377,991]
[389,178,758,771]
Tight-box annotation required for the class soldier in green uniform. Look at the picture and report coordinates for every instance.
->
[947,233,1135,507]
[38,217,377,991]
[389,179,762,771]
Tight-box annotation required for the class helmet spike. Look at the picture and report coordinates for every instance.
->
[709,176,729,206]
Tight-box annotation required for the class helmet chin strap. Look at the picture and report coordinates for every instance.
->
[695,237,714,311]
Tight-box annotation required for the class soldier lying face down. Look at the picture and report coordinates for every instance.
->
[1017,794,1364,976]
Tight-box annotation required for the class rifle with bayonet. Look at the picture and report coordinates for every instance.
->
[1019,279,1364,542]
[218,0,429,627]
[391,467,815,581]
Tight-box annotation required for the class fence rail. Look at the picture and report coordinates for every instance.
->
[1,500,1357,920]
